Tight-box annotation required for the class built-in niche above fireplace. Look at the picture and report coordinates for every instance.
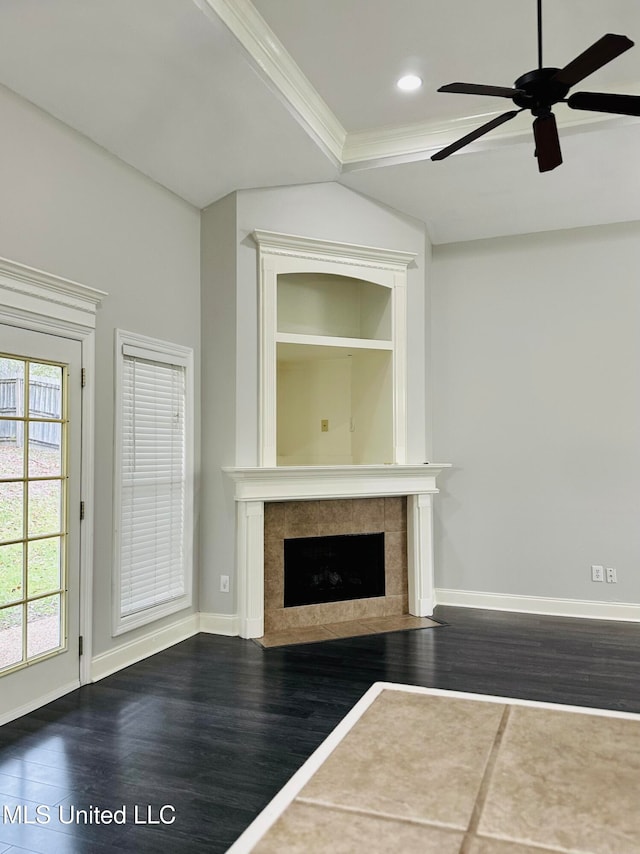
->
[252,229,416,467]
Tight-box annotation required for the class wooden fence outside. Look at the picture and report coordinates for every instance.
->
[0,378,61,448]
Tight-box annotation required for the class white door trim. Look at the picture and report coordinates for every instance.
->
[0,255,106,687]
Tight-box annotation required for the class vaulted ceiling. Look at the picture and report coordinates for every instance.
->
[1,0,640,243]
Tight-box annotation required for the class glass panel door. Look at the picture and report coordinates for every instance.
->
[0,355,68,673]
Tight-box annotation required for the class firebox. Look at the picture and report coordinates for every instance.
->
[284,532,385,608]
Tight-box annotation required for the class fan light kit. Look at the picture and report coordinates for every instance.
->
[432,0,640,171]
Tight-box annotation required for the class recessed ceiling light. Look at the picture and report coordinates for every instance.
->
[397,74,422,92]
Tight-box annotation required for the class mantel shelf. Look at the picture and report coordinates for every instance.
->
[223,463,452,502]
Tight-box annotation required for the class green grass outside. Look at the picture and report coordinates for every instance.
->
[1,444,63,630]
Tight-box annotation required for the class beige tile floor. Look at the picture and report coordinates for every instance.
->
[245,687,640,853]
[254,615,441,648]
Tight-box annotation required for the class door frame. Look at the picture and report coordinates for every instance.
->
[0,255,106,696]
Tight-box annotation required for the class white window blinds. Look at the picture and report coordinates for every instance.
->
[119,346,187,619]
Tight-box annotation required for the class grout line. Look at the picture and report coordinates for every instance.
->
[323,622,359,638]
[296,796,465,832]
[459,704,512,854]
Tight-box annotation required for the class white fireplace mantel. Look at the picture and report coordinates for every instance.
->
[223,464,450,502]
[224,464,451,638]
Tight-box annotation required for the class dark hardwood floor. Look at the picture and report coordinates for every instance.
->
[1,605,640,853]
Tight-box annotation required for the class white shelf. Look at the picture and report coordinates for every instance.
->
[276,332,392,358]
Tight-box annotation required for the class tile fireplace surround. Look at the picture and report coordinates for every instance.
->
[265,498,404,632]
[223,465,451,638]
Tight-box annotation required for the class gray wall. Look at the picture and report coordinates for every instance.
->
[0,84,201,656]
[432,222,640,604]
[200,193,238,614]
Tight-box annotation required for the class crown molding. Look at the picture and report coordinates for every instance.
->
[251,229,417,268]
[193,0,346,165]
[342,113,508,170]
[342,101,640,172]
[0,255,106,321]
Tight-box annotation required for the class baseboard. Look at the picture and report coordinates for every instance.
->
[90,613,200,682]
[0,679,81,727]
[435,588,640,622]
[199,612,240,636]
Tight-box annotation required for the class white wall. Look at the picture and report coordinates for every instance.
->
[432,222,640,605]
[0,84,201,657]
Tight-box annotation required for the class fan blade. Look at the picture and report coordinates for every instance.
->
[438,82,523,99]
[431,110,520,161]
[553,34,633,87]
[568,90,640,116]
[533,113,562,173]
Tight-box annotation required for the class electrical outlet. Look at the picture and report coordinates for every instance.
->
[591,565,604,582]
[220,575,230,593]
[606,567,617,583]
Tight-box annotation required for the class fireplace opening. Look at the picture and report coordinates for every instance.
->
[284,532,385,608]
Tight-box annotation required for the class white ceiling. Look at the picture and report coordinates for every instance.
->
[1,0,640,243]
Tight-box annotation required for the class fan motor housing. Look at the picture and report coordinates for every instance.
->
[512,68,570,113]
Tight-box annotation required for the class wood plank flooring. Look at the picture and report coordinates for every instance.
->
[1,605,640,853]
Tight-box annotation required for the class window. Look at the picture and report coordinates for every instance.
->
[113,331,193,635]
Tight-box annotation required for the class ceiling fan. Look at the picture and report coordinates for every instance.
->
[431,0,640,171]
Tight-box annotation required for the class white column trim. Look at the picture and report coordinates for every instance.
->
[237,500,265,638]
[407,493,435,616]
[259,256,277,467]
[392,273,407,464]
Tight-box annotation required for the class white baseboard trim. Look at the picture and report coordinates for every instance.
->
[0,679,81,727]
[199,612,240,636]
[91,612,241,683]
[90,614,200,683]
[436,588,640,622]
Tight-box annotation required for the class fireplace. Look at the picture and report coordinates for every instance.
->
[264,496,408,632]
[284,532,385,607]
[223,464,451,638]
